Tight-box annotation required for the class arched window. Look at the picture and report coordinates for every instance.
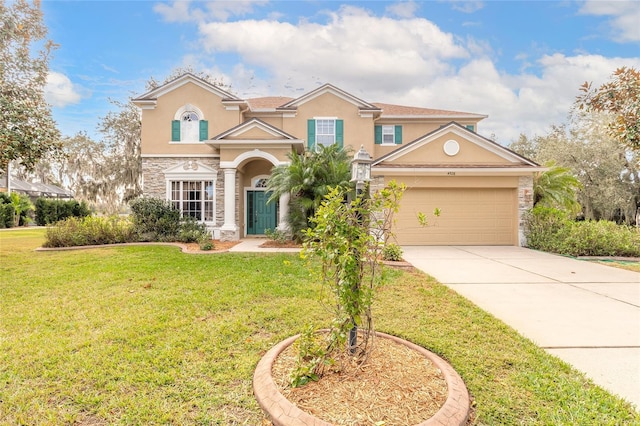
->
[181,111,200,142]
[171,104,208,142]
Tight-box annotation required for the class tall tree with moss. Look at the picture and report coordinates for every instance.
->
[1,0,61,179]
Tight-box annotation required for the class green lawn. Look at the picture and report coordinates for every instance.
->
[1,229,637,425]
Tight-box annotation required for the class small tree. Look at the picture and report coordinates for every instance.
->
[294,181,405,385]
[534,161,583,215]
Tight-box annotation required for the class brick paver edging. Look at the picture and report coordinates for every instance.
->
[253,331,470,426]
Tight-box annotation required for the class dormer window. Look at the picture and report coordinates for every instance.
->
[171,104,208,142]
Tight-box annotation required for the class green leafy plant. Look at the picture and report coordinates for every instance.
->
[129,197,181,242]
[296,180,405,385]
[43,215,136,247]
[264,227,290,244]
[382,243,403,261]
[34,198,91,225]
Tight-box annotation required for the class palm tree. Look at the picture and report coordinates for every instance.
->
[267,145,353,241]
[534,162,583,215]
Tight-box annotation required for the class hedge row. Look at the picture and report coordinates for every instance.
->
[34,198,91,226]
[43,198,211,248]
[526,207,640,257]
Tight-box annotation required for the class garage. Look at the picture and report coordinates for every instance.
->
[393,187,518,245]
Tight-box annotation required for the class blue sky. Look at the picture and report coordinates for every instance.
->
[42,0,640,144]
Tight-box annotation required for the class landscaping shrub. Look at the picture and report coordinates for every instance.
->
[129,197,181,241]
[129,197,210,243]
[34,198,91,225]
[0,194,16,228]
[43,216,136,248]
[525,206,640,257]
[382,242,403,261]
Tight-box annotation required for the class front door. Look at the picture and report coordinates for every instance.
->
[247,191,277,235]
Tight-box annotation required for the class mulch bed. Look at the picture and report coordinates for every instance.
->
[270,336,448,425]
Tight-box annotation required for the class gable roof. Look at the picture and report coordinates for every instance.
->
[210,117,299,140]
[373,122,539,167]
[246,96,295,111]
[132,73,242,108]
[278,83,381,112]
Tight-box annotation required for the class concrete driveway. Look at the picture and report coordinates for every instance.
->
[401,246,640,409]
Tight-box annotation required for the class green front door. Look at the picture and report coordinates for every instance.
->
[247,191,277,235]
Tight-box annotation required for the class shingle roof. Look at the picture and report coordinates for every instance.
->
[246,96,294,110]
[372,102,485,118]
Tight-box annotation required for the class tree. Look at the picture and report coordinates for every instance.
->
[0,0,61,173]
[97,99,142,203]
[267,144,353,241]
[533,162,582,215]
[510,113,639,223]
[576,67,640,155]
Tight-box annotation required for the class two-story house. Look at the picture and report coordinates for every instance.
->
[133,73,540,246]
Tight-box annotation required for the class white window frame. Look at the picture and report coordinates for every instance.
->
[169,180,215,222]
[173,104,205,144]
[315,118,336,147]
[381,125,395,145]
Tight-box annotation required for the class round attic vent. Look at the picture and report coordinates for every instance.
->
[443,140,460,156]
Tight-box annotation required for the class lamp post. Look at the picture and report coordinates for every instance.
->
[351,145,372,195]
[348,145,372,353]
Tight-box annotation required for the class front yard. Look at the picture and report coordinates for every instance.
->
[1,229,637,424]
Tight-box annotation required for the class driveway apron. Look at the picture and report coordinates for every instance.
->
[401,246,640,409]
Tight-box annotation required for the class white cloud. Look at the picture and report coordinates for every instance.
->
[161,3,638,145]
[154,0,269,23]
[385,1,420,18]
[442,1,485,14]
[199,5,468,97]
[579,0,640,42]
[45,72,84,107]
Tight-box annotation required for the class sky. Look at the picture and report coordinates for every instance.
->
[41,0,640,145]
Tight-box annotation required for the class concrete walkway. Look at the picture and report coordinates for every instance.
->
[402,246,640,409]
[228,238,301,253]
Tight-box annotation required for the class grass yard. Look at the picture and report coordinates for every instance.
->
[1,229,638,425]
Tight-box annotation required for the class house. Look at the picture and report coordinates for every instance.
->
[132,73,541,245]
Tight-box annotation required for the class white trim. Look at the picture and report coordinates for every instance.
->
[372,166,544,176]
[220,149,283,169]
[174,103,205,120]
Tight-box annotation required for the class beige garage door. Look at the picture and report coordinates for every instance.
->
[394,188,517,245]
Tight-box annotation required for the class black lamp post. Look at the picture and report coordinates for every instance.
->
[348,145,372,353]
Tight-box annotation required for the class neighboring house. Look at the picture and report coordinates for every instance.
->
[133,73,541,245]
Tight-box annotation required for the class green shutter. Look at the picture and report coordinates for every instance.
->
[199,120,208,141]
[335,119,344,148]
[374,125,382,144]
[307,119,315,150]
[394,125,402,144]
[466,124,475,132]
[171,120,180,141]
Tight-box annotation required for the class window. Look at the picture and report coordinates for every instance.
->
[382,125,395,145]
[170,180,214,221]
[171,105,208,142]
[307,119,344,149]
[374,125,402,145]
[316,119,335,146]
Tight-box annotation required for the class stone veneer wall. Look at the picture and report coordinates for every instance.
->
[517,175,534,247]
[142,157,229,234]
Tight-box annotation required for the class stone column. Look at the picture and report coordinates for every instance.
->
[221,168,238,240]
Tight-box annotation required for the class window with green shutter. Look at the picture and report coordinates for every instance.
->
[376,125,402,145]
[308,119,343,149]
[171,120,180,141]
[466,124,475,132]
[199,120,208,141]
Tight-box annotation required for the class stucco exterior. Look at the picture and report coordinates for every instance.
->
[133,73,541,245]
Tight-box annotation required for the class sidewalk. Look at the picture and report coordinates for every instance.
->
[228,238,301,253]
